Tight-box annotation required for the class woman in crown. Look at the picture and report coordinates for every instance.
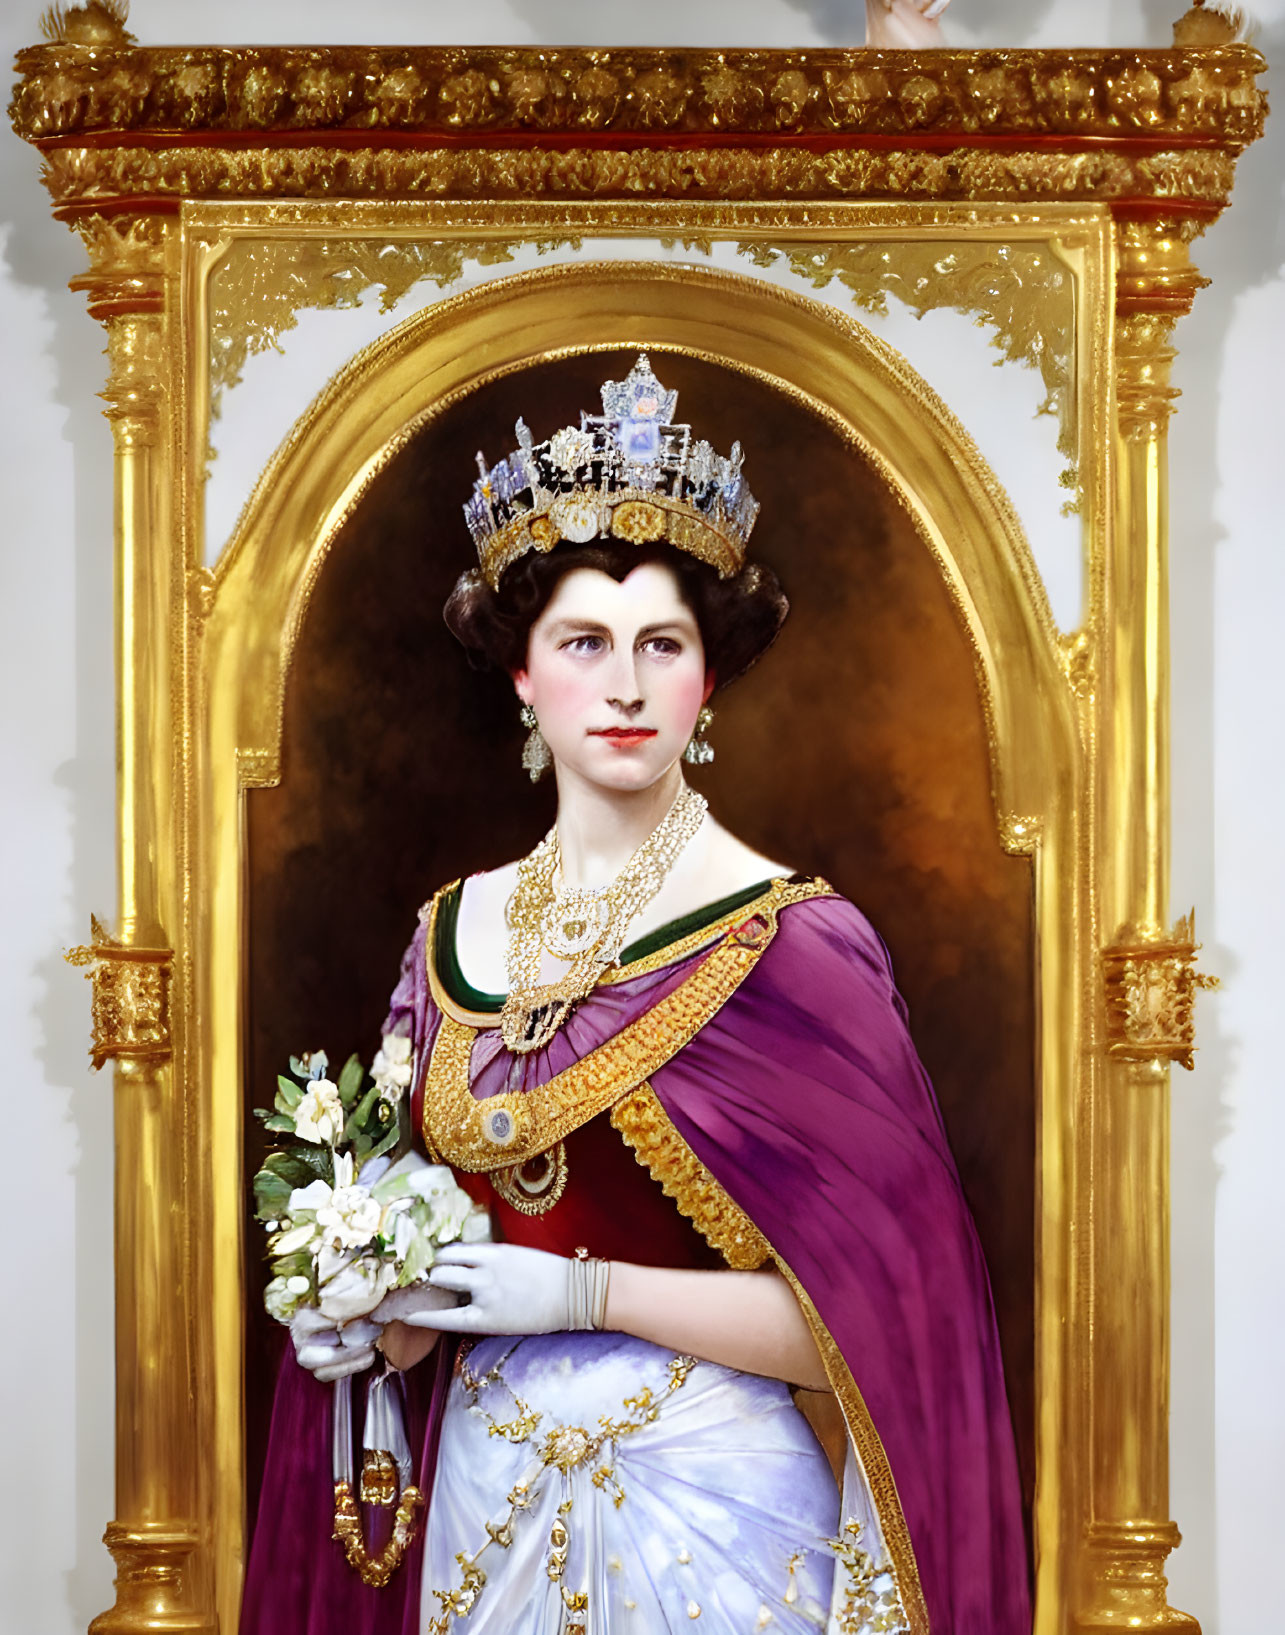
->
[242,359,1029,1635]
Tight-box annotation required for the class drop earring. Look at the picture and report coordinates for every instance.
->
[520,703,552,782]
[683,705,715,766]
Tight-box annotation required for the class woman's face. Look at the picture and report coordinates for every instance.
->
[513,561,713,794]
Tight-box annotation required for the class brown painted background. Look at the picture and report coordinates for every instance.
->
[245,349,1036,1551]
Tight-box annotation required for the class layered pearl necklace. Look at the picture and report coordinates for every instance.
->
[500,780,707,1054]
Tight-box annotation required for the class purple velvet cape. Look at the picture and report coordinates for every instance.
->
[242,892,1029,1635]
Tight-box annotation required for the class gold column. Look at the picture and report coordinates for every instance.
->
[1077,214,1211,1631]
[62,208,211,1635]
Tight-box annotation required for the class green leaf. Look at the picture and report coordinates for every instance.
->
[263,1147,332,1190]
[261,1113,295,1133]
[343,1084,381,1145]
[269,1250,314,1280]
[293,1145,334,1181]
[337,1053,365,1108]
[364,1120,400,1167]
[399,1231,435,1285]
[252,1171,291,1220]
[275,1074,303,1112]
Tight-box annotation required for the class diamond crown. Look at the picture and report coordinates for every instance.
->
[464,355,759,589]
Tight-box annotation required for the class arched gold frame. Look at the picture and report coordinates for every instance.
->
[15,20,1264,1635]
[203,263,1081,1629]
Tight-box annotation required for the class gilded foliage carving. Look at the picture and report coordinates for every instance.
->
[35,143,1242,210]
[998,815,1044,856]
[207,232,1078,483]
[207,236,578,418]
[739,238,1078,486]
[1101,913,1218,1071]
[10,43,1267,144]
[65,915,173,1069]
[65,209,165,320]
[1116,313,1182,437]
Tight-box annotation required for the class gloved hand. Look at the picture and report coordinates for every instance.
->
[290,1307,381,1382]
[371,1242,584,1337]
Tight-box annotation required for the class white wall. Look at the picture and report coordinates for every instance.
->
[1,3,1279,1632]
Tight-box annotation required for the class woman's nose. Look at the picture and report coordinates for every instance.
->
[603,646,644,716]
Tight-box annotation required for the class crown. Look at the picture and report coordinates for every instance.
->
[463,355,759,590]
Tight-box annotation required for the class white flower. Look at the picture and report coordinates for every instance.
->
[285,1275,311,1295]
[272,1220,320,1256]
[315,1241,353,1288]
[371,1033,414,1104]
[385,1163,492,1248]
[376,1033,412,1072]
[317,1253,396,1323]
[293,1078,345,1146]
[288,1177,333,1214]
[400,1163,459,1200]
[264,1275,306,1323]
[316,1183,382,1252]
[391,1211,416,1262]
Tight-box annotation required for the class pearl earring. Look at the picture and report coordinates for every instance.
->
[519,703,551,782]
[683,705,715,766]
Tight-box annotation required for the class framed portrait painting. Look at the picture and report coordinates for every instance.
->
[12,6,1265,1632]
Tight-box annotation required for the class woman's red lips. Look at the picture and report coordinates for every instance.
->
[591,727,657,741]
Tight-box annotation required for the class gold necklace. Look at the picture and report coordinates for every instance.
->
[501,780,707,1053]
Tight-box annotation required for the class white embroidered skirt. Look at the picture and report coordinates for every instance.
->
[421,1331,842,1634]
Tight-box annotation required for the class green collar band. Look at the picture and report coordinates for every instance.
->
[434,876,777,1014]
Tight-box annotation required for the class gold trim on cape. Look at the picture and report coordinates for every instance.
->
[610,1081,771,1272]
[773,1256,928,1635]
[420,876,833,1169]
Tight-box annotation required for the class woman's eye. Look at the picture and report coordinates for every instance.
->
[641,636,682,657]
[562,634,605,654]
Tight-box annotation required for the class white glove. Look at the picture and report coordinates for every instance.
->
[371,1242,593,1337]
[290,1307,381,1382]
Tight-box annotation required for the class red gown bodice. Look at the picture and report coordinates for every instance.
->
[424,1102,724,1270]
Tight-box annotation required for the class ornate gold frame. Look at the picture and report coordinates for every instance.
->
[13,7,1265,1633]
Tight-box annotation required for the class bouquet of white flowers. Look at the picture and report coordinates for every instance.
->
[253,1036,488,1588]
[253,1037,489,1330]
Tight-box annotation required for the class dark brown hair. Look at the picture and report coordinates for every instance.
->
[443,541,788,687]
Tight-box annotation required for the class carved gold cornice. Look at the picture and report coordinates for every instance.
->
[66,915,174,1070]
[10,42,1267,145]
[1100,913,1218,1072]
[10,40,1265,224]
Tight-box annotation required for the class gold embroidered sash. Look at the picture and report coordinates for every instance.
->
[420,877,832,1171]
